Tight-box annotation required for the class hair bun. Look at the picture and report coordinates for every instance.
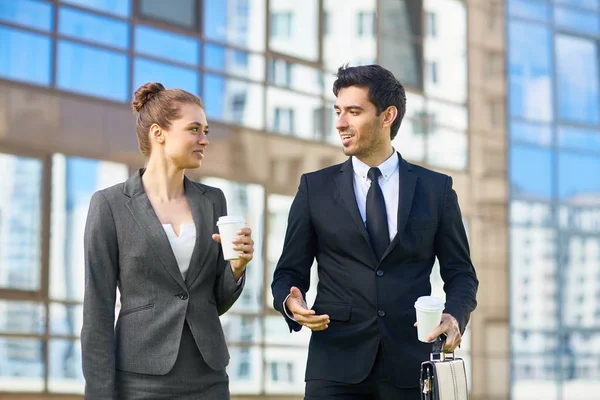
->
[132,82,166,112]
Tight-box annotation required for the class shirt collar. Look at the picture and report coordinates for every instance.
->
[352,150,399,182]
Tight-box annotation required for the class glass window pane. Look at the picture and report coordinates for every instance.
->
[379,0,422,38]
[204,0,265,51]
[392,92,426,162]
[380,36,423,90]
[559,204,600,233]
[428,100,468,131]
[57,41,128,101]
[203,44,264,81]
[323,0,377,72]
[139,0,196,29]
[556,35,600,125]
[135,25,199,65]
[560,332,600,391]
[511,200,554,226]
[510,226,558,330]
[134,58,199,96]
[0,337,44,392]
[555,6,600,35]
[558,126,600,153]
[512,355,560,400]
[508,21,553,122]
[50,155,129,301]
[228,346,262,394]
[61,0,130,17]
[508,0,550,21]
[221,315,262,345]
[267,87,321,140]
[48,339,84,394]
[269,0,318,61]
[203,74,264,129]
[555,0,599,10]
[511,121,552,146]
[264,316,310,346]
[264,347,307,395]
[200,178,265,314]
[268,58,322,96]
[0,154,43,291]
[0,0,53,31]
[59,7,128,49]
[0,27,52,86]
[427,128,467,170]
[512,330,559,355]
[0,301,45,335]
[50,303,83,337]
[558,152,600,202]
[510,146,553,200]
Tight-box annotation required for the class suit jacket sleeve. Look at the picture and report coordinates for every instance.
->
[271,174,317,332]
[214,188,245,315]
[81,191,118,400]
[434,176,479,334]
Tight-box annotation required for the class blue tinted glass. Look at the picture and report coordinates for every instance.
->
[559,126,600,153]
[555,6,600,34]
[0,27,51,85]
[204,75,225,119]
[204,43,226,71]
[556,35,599,125]
[134,58,199,96]
[203,0,262,51]
[139,0,196,29]
[57,41,128,101]
[508,0,550,21]
[558,153,600,200]
[203,0,227,41]
[59,7,129,49]
[555,0,599,10]
[60,0,130,17]
[508,21,553,122]
[511,120,552,146]
[510,145,553,199]
[0,0,53,31]
[135,25,199,65]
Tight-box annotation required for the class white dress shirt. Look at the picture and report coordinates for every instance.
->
[163,223,196,279]
[284,151,401,321]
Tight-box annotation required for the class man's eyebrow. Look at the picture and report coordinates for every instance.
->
[333,105,365,111]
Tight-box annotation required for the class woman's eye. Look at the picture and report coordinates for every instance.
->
[204,130,209,136]
[191,127,199,132]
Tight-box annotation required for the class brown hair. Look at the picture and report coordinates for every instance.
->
[131,82,204,157]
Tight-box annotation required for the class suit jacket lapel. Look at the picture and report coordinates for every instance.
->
[124,170,186,290]
[184,177,215,287]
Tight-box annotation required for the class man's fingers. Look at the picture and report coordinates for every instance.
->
[290,306,315,316]
[294,314,329,325]
[426,320,450,342]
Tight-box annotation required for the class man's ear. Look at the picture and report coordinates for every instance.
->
[381,106,398,129]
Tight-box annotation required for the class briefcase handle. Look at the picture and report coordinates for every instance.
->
[430,334,455,362]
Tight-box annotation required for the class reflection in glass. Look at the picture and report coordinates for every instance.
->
[48,339,84,394]
[269,0,318,61]
[510,226,558,330]
[61,0,130,17]
[138,0,194,28]
[0,301,44,334]
[57,40,128,101]
[379,0,422,38]
[316,103,336,144]
[508,0,550,22]
[512,356,559,400]
[511,121,552,146]
[263,316,310,346]
[267,87,322,139]
[508,21,553,121]
[0,337,44,392]
[204,44,265,81]
[559,204,600,234]
[50,303,83,337]
[0,0,53,31]
[392,92,426,162]
[512,330,559,354]
[264,347,307,394]
[134,57,198,96]
[50,155,129,301]
[201,178,264,314]
[511,200,553,226]
[559,332,600,389]
[203,74,264,129]
[510,146,553,200]
[428,100,468,131]
[0,26,52,86]
[555,6,600,35]
[380,36,422,90]
[558,126,600,153]
[268,58,322,95]
[221,315,262,344]
[204,0,266,52]
[555,0,599,10]
[135,25,199,65]
[558,153,600,202]
[0,154,42,291]
[59,7,129,49]
[556,35,600,125]
[427,128,467,170]
[228,346,262,394]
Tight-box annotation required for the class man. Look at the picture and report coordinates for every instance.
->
[271,64,478,399]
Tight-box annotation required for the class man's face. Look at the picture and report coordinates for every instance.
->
[334,86,388,160]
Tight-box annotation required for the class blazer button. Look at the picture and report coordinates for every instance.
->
[378,310,386,317]
[179,292,188,300]
[376,270,384,277]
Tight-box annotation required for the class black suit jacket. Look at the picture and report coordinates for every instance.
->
[271,153,478,387]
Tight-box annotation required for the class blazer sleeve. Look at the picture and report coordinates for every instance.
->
[271,174,317,332]
[434,176,479,334]
[213,188,245,315]
[81,191,119,400]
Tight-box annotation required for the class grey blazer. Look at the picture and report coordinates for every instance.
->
[81,170,244,399]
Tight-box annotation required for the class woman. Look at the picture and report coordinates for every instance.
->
[81,82,254,399]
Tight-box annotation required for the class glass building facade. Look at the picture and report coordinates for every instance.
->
[0,0,475,398]
[508,0,600,399]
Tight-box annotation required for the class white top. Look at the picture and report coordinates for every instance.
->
[351,150,400,242]
[162,223,196,279]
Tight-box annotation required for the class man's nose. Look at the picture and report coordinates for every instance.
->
[336,115,348,131]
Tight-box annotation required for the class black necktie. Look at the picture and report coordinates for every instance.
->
[366,167,389,260]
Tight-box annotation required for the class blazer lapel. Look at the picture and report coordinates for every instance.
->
[184,177,215,287]
[124,171,186,290]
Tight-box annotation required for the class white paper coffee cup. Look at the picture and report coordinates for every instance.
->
[216,216,246,261]
[414,296,445,343]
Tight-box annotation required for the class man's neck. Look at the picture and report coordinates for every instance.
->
[356,147,395,168]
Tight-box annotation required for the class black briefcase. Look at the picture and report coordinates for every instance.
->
[420,336,469,400]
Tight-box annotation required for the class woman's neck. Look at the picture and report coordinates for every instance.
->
[142,158,185,201]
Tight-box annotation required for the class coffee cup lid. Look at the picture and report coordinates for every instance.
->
[216,215,245,225]
[414,296,444,312]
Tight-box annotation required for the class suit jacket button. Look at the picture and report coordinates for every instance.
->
[376,270,384,277]
[180,292,188,300]
[378,310,385,317]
